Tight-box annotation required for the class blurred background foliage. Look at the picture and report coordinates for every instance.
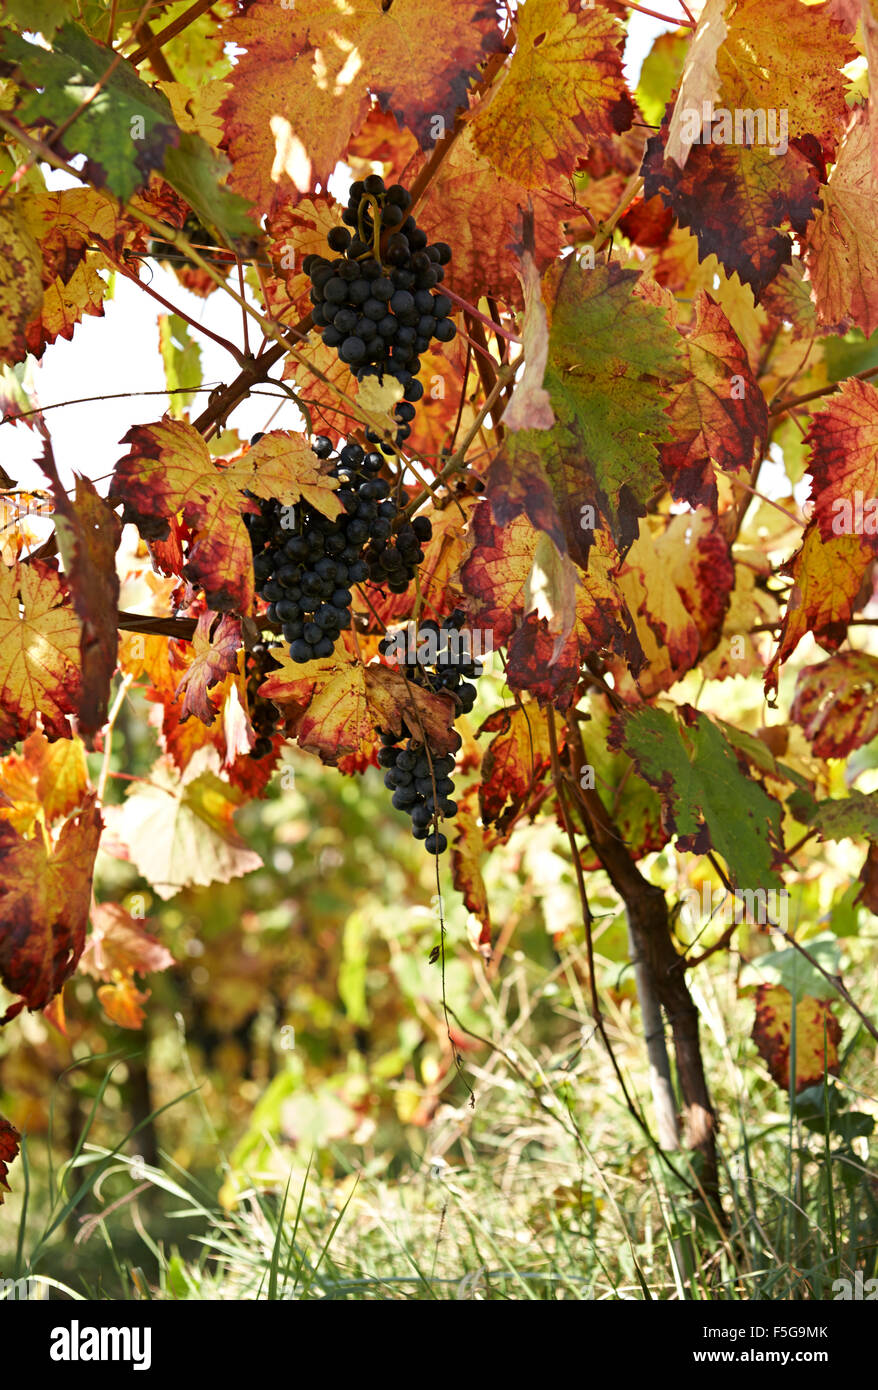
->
[2,668,878,1298]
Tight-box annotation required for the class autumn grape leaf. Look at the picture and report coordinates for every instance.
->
[110,421,339,612]
[605,509,734,699]
[642,119,823,300]
[14,186,150,359]
[751,985,841,1092]
[416,126,565,305]
[0,559,81,745]
[264,196,342,328]
[0,1115,20,1203]
[220,0,503,214]
[506,610,580,708]
[81,901,175,979]
[111,419,250,608]
[131,632,279,796]
[613,705,784,888]
[174,611,242,724]
[717,0,854,157]
[460,500,642,684]
[460,504,538,646]
[261,652,461,762]
[792,653,878,758]
[484,435,567,555]
[523,532,577,663]
[0,24,180,201]
[451,786,491,952]
[469,0,632,189]
[805,378,878,545]
[80,901,174,1031]
[539,258,685,556]
[104,750,262,900]
[240,432,343,520]
[0,200,43,368]
[286,337,365,448]
[43,469,122,736]
[404,342,472,462]
[660,291,768,508]
[478,702,552,828]
[0,24,256,242]
[788,788,878,842]
[766,521,873,694]
[0,730,90,836]
[663,0,726,169]
[574,694,667,868]
[156,78,229,153]
[805,114,878,335]
[96,978,152,1030]
[0,797,102,1024]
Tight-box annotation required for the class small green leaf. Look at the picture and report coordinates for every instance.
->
[615,704,784,887]
[740,931,842,1000]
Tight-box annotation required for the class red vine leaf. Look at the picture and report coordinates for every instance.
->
[261,652,461,763]
[0,797,102,1024]
[469,0,632,189]
[791,652,878,759]
[221,0,503,214]
[752,984,841,1092]
[44,469,122,736]
[0,1116,21,1203]
[642,117,823,300]
[478,701,552,828]
[174,611,243,725]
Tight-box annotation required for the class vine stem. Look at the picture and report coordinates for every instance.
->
[402,359,518,516]
[441,288,521,345]
[618,0,694,24]
[97,673,134,801]
[110,252,246,363]
[769,361,878,416]
[124,0,216,66]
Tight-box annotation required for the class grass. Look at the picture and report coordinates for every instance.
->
[3,945,877,1301]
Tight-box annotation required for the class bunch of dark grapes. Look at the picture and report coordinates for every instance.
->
[303,175,455,450]
[375,611,482,854]
[245,435,435,661]
[246,641,284,759]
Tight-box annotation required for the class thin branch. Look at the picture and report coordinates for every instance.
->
[131,20,176,83]
[116,611,198,639]
[770,362,878,417]
[111,254,246,363]
[617,0,694,24]
[0,386,305,428]
[442,287,521,344]
[97,673,134,801]
[125,0,216,66]
[402,359,518,515]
